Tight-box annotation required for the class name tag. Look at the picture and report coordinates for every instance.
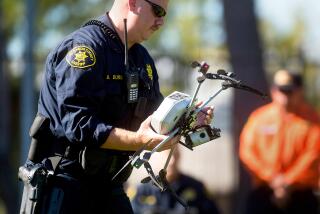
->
[106,74,123,80]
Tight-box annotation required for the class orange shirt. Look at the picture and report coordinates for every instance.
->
[239,102,320,188]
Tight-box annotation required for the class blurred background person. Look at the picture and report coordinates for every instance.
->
[239,69,320,214]
[130,146,220,214]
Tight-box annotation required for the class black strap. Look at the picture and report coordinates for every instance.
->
[83,19,119,41]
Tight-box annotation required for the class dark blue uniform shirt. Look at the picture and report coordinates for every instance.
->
[38,14,163,181]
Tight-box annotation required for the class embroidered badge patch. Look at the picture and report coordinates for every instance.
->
[146,64,153,81]
[66,46,96,68]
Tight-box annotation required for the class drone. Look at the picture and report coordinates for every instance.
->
[113,61,266,209]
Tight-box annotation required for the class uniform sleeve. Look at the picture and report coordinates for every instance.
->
[54,39,111,147]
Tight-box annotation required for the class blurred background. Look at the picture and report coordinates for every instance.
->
[0,0,319,213]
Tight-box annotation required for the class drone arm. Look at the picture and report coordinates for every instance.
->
[163,145,177,170]
[223,82,267,98]
[206,72,267,98]
[195,88,224,114]
[158,169,189,209]
[150,128,180,154]
[143,162,164,191]
[205,73,241,84]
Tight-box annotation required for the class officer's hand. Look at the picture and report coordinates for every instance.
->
[136,115,180,151]
[195,102,214,127]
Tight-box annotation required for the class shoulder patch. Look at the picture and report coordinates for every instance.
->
[66,46,96,68]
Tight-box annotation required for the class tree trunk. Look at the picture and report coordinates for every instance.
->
[222,0,269,213]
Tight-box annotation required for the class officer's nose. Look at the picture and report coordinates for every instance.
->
[155,17,165,27]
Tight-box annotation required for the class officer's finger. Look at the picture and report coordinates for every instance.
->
[205,106,214,119]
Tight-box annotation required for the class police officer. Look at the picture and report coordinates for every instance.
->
[35,0,177,213]
[29,0,214,213]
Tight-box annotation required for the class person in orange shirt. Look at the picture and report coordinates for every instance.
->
[239,69,320,214]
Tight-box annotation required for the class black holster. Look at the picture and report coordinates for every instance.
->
[27,114,54,163]
[19,114,87,214]
[19,160,54,214]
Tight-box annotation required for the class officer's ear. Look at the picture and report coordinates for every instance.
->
[128,0,137,11]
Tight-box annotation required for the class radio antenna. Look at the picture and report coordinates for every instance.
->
[124,18,129,72]
[123,18,139,103]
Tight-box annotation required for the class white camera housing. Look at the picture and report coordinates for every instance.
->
[151,91,191,134]
[187,128,211,147]
[185,126,221,148]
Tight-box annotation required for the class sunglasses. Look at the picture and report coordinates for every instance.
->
[144,0,166,18]
[279,88,294,95]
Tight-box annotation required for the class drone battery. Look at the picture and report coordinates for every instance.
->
[151,91,191,134]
